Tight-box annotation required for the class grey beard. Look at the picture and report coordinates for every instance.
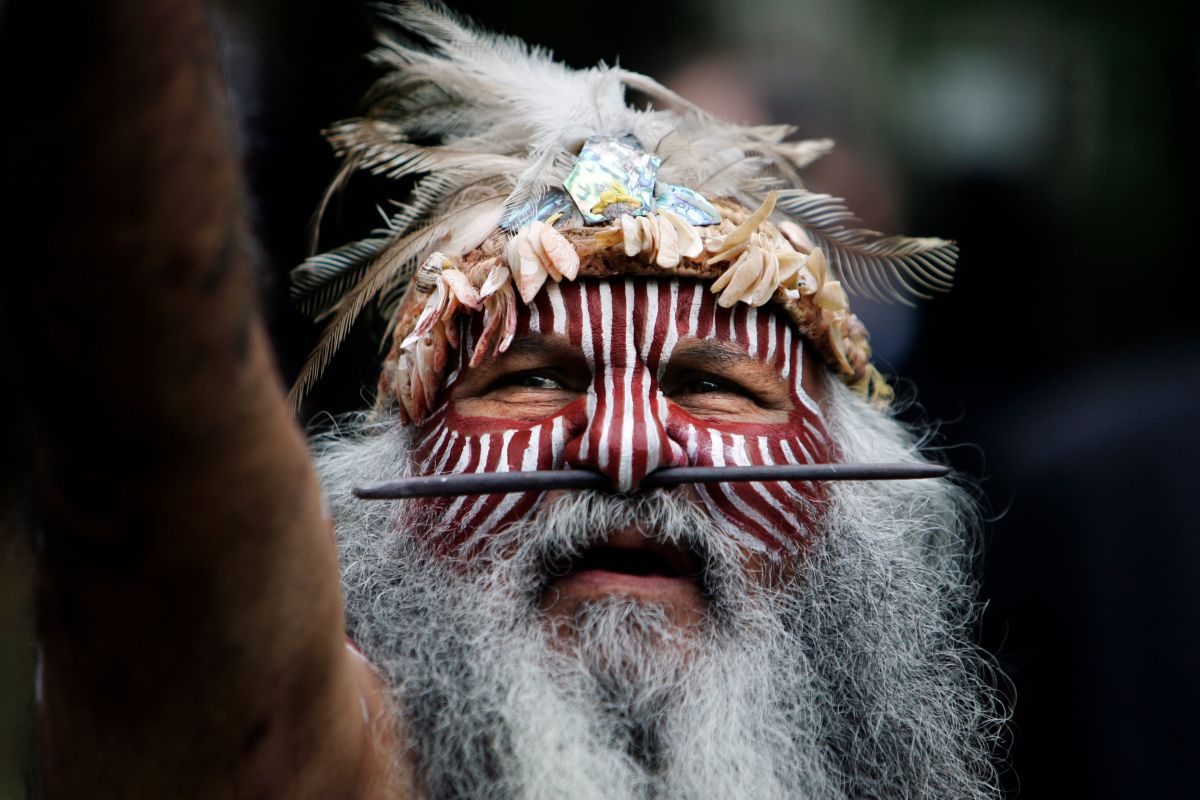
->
[316,382,1005,800]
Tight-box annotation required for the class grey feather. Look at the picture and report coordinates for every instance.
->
[290,237,394,318]
[289,196,500,410]
[775,189,957,306]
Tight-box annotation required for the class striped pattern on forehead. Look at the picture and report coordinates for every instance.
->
[406,278,833,559]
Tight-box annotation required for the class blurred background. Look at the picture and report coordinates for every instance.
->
[1,0,1194,796]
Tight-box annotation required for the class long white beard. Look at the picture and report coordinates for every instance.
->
[315,382,1004,800]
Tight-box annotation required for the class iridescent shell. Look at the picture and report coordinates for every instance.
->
[564,135,661,224]
[653,183,722,226]
[498,188,577,231]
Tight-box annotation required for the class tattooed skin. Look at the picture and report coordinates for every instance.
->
[408,277,832,557]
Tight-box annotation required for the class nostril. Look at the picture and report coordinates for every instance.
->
[569,431,691,493]
[665,436,690,468]
[563,433,632,492]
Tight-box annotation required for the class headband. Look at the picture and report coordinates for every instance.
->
[288,1,958,421]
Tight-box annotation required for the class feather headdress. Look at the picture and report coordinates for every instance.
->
[289,0,957,416]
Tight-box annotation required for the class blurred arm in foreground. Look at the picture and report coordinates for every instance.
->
[0,2,397,797]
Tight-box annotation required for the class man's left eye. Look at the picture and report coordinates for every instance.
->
[677,375,749,398]
[521,374,562,389]
[683,378,725,394]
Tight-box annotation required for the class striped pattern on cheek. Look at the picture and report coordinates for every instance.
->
[405,278,832,560]
[408,407,571,557]
[403,287,579,556]
[658,282,833,557]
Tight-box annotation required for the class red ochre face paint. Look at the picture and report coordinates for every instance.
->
[407,278,833,559]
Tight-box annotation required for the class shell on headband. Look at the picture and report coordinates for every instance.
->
[377,187,894,424]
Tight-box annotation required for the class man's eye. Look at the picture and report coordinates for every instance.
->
[676,375,747,397]
[684,378,725,394]
[496,371,564,391]
[521,374,563,389]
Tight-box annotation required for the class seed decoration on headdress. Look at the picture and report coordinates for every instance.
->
[590,181,644,216]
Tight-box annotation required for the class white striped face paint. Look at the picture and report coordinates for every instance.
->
[408,278,833,558]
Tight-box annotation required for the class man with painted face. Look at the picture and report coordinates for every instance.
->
[2,1,1003,798]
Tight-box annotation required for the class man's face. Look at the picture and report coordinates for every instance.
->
[405,276,833,629]
[321,282,999,798]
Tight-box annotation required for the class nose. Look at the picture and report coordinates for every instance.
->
[562,366,688,492]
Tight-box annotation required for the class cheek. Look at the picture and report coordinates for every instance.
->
[401,297,594,557]
[664,407,832,559]
[404,403,585,557]
[662,305,834,558]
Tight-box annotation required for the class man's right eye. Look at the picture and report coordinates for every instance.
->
[493,370,566,391]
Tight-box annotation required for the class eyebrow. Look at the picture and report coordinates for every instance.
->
[668,338,791,404]
[492,333,577,363]
[451,333,586,398]
[459,334,580,380]
[670,339,762,369]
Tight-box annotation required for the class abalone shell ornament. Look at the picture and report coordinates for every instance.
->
[498,188,577,231]
[653,182,722,226]
[564,135,661,224]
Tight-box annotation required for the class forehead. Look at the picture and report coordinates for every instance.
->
[502,277,804,371]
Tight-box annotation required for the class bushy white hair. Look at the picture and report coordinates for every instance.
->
[314,381,1005,799]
